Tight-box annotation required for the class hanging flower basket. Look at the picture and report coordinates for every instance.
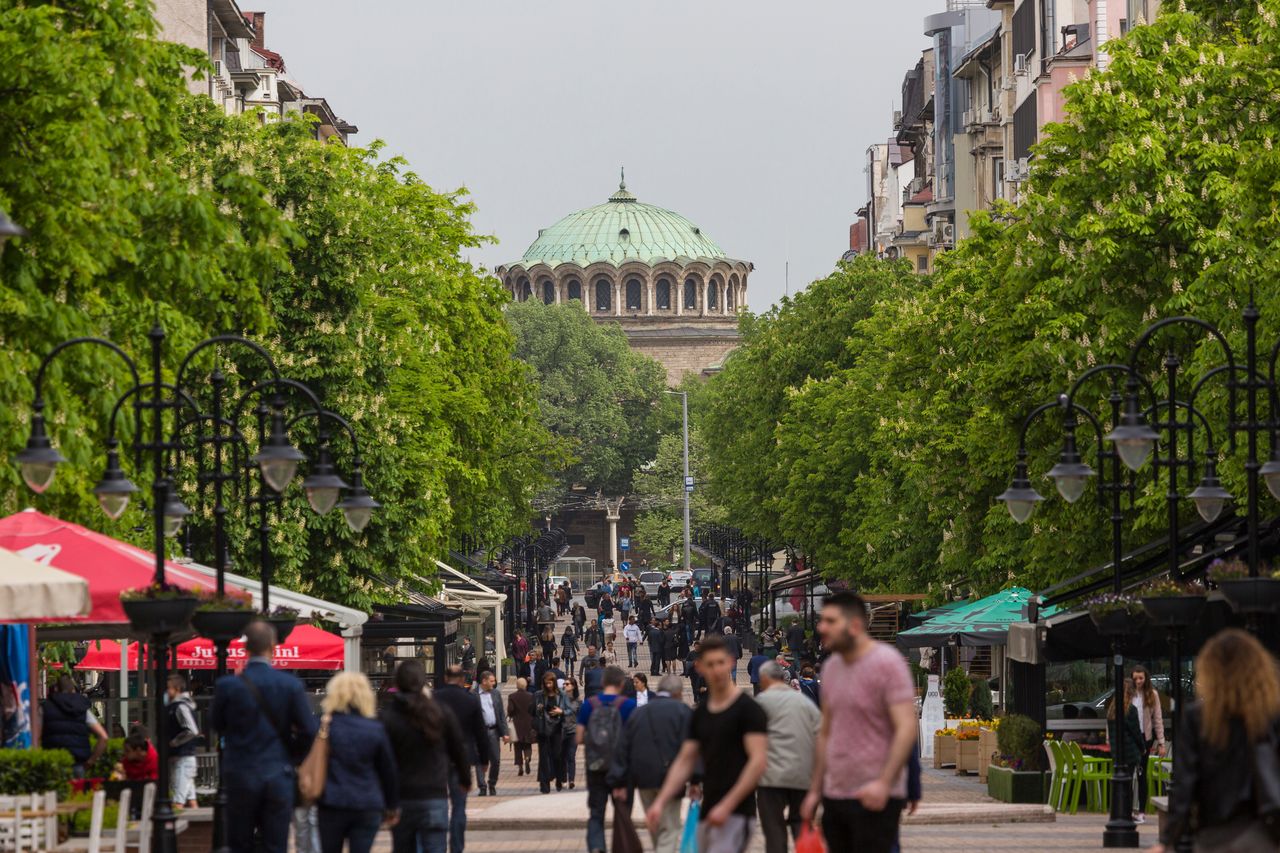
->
[1085,593,1143,637]
[192,610,256,644]
[120,587,198,636]
[1139,580,1208,627]
[1218,578,1280,615]
[267,607,300,644]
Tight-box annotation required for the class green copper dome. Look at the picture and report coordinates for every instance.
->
[519,178,727,267]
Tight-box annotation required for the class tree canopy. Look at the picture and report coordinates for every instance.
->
[702,1,1280,597]
[0,0,549,607]
[506,300,666,503]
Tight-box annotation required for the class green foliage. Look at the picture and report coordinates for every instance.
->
[633,426,726,559]
[87,739,125,781]
[968,677,994,720]
[506,301,665,500]
[996,714,1044,771]
[0,1,551,607]
[700,2,1280,599]
[0,749,73,795]
[943,666,972,717]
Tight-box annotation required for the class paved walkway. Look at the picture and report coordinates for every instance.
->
[378,603,1162,849]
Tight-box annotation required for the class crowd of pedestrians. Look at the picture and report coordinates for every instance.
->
[79,574,911,853]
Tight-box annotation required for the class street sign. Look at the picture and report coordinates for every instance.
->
[685,484,695,493]
[620,560,631,572]
[684,476,694,487]
[620,537,630,550]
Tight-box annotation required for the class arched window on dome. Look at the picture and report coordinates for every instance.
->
[728,274,738,310]
[595,278,612,313]
[656,278,672,311]
[707,276,721,311]
[684,277,698,310]
[517,276,532,302]
[626,278,643,312]
[541,280,555,305]
[567,279,582,303]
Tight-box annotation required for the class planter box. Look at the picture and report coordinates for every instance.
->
[956,739,980,774]
[1141,595,1206,628]
[1219,578,1280,615]
[267,615,297,644]
[987,766,1046,803]
[978,728,998,783]
[933,735,956,768]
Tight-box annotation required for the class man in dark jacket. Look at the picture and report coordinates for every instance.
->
[657,579,672,607]
[679,596,698,645]
[520,649,548,692]
[608,675,694,853]
[474,671,508,796]
[786,621,806,658]
[647,623,666,676]
[722,626,743,685]
[578,645,601,681]
[41,675,108,778]
[433,665,488,853]
[699,597,722,635]
[211,621,317,853]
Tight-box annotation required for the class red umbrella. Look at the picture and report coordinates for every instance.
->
[0,509,227,624]
[75,624,344,671]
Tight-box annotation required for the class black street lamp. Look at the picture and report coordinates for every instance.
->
[19,329,377,853]
[18,328,305,853]
[1000,294,1280,848]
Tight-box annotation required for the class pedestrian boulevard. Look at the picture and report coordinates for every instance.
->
[353,606,1158,851]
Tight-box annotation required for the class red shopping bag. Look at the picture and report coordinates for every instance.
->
[796,821,826,853]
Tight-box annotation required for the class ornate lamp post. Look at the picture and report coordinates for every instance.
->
[17,328,309,853]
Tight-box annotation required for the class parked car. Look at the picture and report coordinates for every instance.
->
[692,568,716,590]
[638,571,666,597]
[1045,674,1193,720]
[548,575,571,592]
[668,570,693,587]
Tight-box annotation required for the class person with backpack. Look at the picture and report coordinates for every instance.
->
[608,675,693,853]
[211,621,318,853]
[576,666,637,853]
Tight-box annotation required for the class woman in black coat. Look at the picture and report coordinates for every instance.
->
[1154,629,1280,852]
[560,626,579,671]
[532,672,570,793]
[506,680,535,776]
[379,662,469,853]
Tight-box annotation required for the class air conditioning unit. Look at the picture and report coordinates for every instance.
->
[962,109,975,128]
[941,223,956,245]
[909,177,925,196]
[884,246,901,260]
[1014,53,1029,75]
[926,231,938,247]
[980,108,994,125]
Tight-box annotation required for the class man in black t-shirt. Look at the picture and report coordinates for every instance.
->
[646,634,767,853]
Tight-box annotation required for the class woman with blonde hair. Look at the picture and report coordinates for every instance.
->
[317,672,399,853]
[1153,629,1280,853]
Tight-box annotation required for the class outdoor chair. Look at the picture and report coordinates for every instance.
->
[1147,752,1173,813]
[1067,741,1111,813]
[57,788,130,853]
[124,784,154,853]
[1044,740,1065,811]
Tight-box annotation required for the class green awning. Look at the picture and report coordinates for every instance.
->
[904,598,969,629]
[896,587,1056,649]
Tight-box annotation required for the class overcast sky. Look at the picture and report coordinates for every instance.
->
[251,0,939,310]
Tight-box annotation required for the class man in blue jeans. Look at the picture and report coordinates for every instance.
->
[212,621,317,853]
[433,665,489,853]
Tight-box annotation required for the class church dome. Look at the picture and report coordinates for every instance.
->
[519,179,727,268]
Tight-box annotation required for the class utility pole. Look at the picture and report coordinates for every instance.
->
[666,390,692,572]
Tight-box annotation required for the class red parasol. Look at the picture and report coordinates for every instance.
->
[75,624,344,671]
[0,509,229,624]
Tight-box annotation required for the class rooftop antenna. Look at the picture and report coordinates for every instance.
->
[786,261,790,298]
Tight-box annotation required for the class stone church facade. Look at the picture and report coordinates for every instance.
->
[497,178,751,385]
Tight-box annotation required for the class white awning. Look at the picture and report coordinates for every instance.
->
[0,547,91,620]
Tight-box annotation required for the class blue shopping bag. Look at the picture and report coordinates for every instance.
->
[680,800,700,853]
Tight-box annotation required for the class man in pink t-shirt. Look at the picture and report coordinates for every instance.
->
[801,591,917,853]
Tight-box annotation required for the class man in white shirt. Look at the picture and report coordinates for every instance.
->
[624,616,643,668]
[475,671,508,796]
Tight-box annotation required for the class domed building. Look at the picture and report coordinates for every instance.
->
[497,177,752,385]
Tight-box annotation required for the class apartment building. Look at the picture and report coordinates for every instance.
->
[855,0,1160,271]
[152,0,357,144]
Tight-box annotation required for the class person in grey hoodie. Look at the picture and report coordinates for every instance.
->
[754,661,821,853]
[607,675,694,853]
